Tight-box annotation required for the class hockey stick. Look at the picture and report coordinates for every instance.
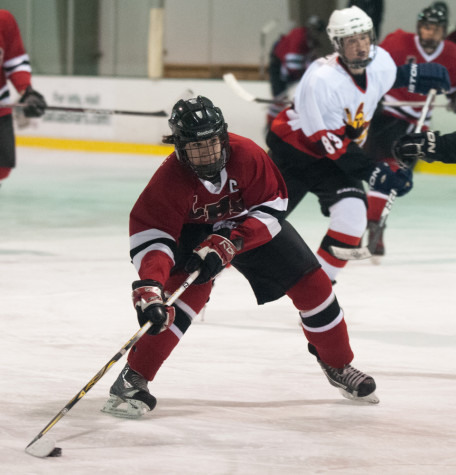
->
[223,73,291,105]
[24,269,200,458]
[382,100,446,108]
[0,103,168,117]
[329,88,437,261]
[223,72,445,109]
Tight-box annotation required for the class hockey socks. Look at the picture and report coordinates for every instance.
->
[287,268,353,368]
[316,229,362,283]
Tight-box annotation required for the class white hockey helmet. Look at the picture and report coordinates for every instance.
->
[327,6,376,68]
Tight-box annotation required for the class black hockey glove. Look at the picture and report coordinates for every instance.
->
[368,162,413,197]
[19,86,47,117]
[132,280,175,335]
[393,131,440,168]
[394,63,450,95]
[185,234,239,285]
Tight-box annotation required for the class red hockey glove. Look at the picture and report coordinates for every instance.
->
[185,234,238,285]
[132,280,175,335]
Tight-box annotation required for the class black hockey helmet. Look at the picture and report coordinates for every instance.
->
[163,96,230,180]
[432,2,449,16]
[417,5,448,30]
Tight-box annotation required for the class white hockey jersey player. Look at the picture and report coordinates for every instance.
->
[266,5,448,283]
[273,46,397,159]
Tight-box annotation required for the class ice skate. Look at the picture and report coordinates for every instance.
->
[308,344,379,404]
[367,220,385,264]
[101,363,157,418]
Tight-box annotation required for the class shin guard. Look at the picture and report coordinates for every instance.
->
[287,268,353,368]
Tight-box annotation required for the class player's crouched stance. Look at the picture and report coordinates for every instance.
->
[102,96,378,419]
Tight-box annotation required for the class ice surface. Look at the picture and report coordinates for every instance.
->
[1,147,455,474]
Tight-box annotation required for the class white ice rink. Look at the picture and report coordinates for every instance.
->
[1,147,455,474]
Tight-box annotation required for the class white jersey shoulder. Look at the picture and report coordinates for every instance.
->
[293,47,396,140]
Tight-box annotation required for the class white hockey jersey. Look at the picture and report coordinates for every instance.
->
[270,46,397,160]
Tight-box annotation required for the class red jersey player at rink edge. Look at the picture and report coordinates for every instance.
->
[266,15,325,130]
[101,96,380,419]
[266,5,450,284]
[0,10,46,185]
[363,3,456,257]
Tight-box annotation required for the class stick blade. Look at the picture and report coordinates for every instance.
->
[222,73,256,102]
[25,436,57,458]
[329,245,372,260]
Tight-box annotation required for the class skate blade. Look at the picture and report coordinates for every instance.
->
[101,395,151,419]
[339,388,380,404]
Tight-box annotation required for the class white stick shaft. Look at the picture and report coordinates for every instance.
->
[382,99,444,108]
[414,88,437,133]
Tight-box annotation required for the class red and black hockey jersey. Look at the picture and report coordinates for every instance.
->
[129,133,289,286]
[0,10,32,117]
[381,29,456,124]
[273,27,315,84]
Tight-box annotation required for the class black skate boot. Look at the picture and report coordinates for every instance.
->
[367,220,385,260]
[308,344,379,404]
[101,363,157,418]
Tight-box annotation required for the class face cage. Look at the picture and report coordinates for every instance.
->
[176,133,230,180]
[417,21,446,50]
[335,30,376,69]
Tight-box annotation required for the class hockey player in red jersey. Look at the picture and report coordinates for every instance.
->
[102,96,379,418]
[364,4,456,256]
[0,10,46,184]
[266,5,450,283]
[266,16,325,128]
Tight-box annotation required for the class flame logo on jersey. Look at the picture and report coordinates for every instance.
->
[344,103,368,145]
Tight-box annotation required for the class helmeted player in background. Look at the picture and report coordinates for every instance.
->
[266,5,450,283]
[0,10,46,185]
[447,28,456,44]
[102,96,380,419]
[433,2,456,44]
[266,16,325,130]
[363,3,456,256]
[393,129,456,165]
